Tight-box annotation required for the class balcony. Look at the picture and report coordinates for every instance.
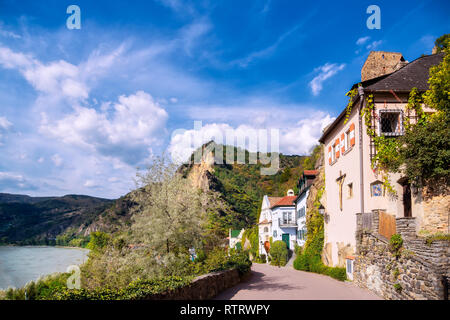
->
[278,218,297,228]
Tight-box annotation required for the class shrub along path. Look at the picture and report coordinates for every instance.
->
[215,263,381,300]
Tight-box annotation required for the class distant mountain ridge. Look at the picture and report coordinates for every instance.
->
[0,143,320,245]
[0,193,112,204]
[0,193,115,245]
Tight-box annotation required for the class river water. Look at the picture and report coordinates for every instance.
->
[0,246,89,290]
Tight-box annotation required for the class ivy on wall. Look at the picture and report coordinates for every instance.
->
[344,88,358,124]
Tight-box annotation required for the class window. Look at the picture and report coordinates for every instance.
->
[347,183,353,198]
[297,207,306,219]
[264,227,268,233]
[297,228,307,241]
[379,110,403,136]
[346,259,353,274]
[273,230,277,237]
[282,211,293,224]
[345,129,350,151]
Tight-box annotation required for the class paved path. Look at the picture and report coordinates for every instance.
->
[215,263,381,300]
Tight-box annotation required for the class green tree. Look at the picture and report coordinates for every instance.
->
[86,232,110,251]
[81,156,211,289]
[434,33,450,53]
[270,241,288,267]
[399,43,450,186]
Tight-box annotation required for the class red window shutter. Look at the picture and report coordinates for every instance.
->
[335,138,340,158]
[349,123,355,146]
[328,146,332,164]
[341,133,345,153]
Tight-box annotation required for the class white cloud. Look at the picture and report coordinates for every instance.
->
[51,154,63,167]
[0,116,12,145]
[0,44,126,106]
[232,23,303,68]
[0,116,12,130]
[41,91,168,165]
[356,36,370,46]
[84,179,98,188]
[309,63,345,96]
[366,40,383,50]
[0,28,21,39]
[280,115,334,154]
[0,47,88,101]
[168,112,334,163]
[0,172,37,190]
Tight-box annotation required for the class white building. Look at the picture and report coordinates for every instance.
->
[258,190,297,253]
[228,229,244,250]
[293,170,318,247]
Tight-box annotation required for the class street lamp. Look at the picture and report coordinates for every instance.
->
[318,204,325,215]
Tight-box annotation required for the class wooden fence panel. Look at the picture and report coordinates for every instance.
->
[379,211,396,239]
[362,212,373,231]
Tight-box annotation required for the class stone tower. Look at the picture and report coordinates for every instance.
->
[361,51,407,81]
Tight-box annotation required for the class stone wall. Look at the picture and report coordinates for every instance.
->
[361,51,405,81]
[146,269,244,300]
[421,185,450,234]
[354,212,449,300]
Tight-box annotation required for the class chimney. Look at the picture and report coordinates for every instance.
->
[287,189,294,196]
[361,51,407,81]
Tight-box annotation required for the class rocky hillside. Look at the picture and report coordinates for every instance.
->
[0,142,319,245]
[179,142,320,230]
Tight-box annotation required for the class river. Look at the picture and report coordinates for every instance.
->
[0,246,89,290]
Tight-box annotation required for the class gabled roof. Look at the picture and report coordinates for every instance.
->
[271,196,296,208]
[319,53,445,144]
[230,229,241,238]
[303,170,319,176]
[267,197,282,207]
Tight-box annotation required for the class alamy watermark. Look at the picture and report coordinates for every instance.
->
[66,5,81,30]
[170,121,280,175]
[366,5,381,30]
[66,265,81,289]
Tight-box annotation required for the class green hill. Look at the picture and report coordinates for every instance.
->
[0,143,320,245]
[0,194,113,245]
[179,143,321,230]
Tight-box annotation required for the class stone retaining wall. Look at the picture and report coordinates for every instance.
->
[355,212,449,300]
[146,269,244,300]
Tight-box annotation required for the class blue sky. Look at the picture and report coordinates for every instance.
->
[0,0,448,198]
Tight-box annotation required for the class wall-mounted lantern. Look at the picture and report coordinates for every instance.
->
[318,204,325,215]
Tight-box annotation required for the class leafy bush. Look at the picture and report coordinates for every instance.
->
[389,234,403,257]
[324,267,347,281]
[86,231,110,251]
[293,253,308,270]
[53,276,194,300]
[270,241,288,267]
[191,248,252,276]
[1,272,71,300]
[294,243,303,256]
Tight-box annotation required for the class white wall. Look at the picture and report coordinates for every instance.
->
[271,206,297,250]
[295,189,309,246]
[323,104,361,267]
